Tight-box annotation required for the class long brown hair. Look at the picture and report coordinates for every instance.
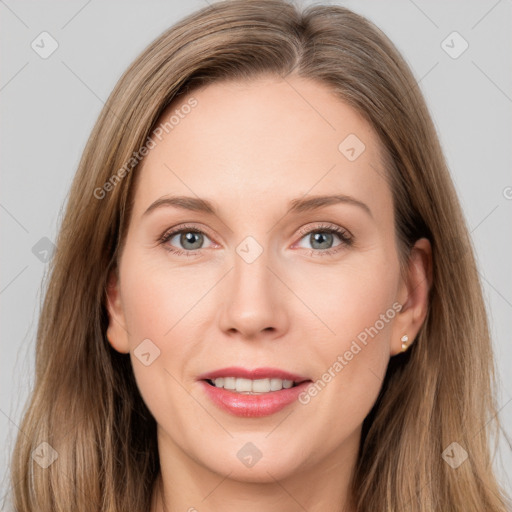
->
[9,1,511,510]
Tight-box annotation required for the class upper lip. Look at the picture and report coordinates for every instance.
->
[197,367,310,383]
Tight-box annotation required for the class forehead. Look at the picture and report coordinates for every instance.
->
[133,76,391,217]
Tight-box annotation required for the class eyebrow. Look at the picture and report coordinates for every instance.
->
[143,194,373,219]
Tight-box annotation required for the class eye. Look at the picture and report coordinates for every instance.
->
[158,222,353,257]
[159,224,214,255]
[295,223,353,255]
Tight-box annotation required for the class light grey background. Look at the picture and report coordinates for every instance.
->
[1,0,511,507]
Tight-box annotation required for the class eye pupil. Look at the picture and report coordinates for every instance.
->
[181,231,203,250]
[310,232,333,250]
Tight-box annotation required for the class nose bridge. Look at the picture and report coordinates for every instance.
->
[233,240,270,295]
[231,236,275,309]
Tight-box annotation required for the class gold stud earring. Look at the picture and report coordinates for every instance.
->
[400,335,409,352]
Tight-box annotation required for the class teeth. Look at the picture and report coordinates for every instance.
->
[236,378,253,392]
[253,378,270,392]
[210,377,296,393]
[223,377,236,390]
[270,378,282,391]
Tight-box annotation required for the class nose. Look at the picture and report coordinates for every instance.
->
[218,245,289,340]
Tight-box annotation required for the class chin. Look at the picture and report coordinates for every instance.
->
[194,439,309,483]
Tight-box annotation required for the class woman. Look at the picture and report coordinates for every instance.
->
[9,0,511,510]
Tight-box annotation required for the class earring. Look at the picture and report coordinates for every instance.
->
[400,335,409,352]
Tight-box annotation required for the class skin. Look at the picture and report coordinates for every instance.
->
[106,75,431,512]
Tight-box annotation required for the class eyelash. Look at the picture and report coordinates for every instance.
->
[158,222,354,257]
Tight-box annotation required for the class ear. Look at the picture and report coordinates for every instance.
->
[105,268,130,354]
[391,238,432,356]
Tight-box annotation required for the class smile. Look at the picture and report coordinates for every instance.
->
[197,367,312,417]
[206,377,298,393]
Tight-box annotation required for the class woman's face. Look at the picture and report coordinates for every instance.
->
[107,75,429,483]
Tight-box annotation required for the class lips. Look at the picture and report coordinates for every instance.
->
[197,367,312,417]
[197,366,309,382]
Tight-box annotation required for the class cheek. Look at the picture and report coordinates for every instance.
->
[117,252,219,420]
[120,254,213,342]
[288,246,399,345]
[119,271,200,438]
[294,252,398,424]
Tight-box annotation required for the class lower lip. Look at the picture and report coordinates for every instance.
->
[199,380,311,417]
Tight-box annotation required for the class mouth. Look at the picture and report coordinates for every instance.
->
[204,376,305,394]
[197,367,312,417]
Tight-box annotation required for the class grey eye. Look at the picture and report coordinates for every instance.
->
[309,232,334,250]
[168,230,211,251]
[296,230,343,251]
